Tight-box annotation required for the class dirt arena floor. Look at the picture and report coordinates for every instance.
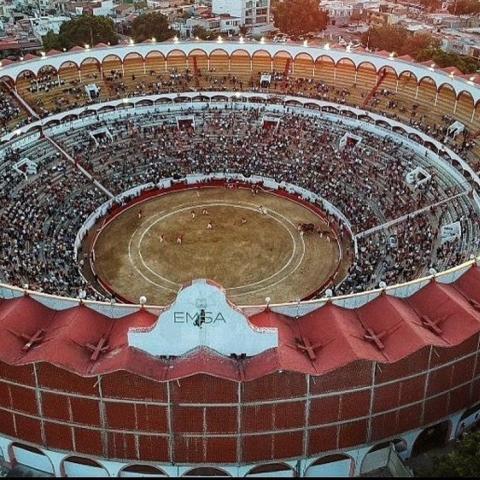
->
[91,187,353,306]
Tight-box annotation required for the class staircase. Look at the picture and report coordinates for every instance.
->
[362,68,387,107]
[2,80,39,119]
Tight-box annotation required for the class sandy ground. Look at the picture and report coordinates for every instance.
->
[92,187,352,306]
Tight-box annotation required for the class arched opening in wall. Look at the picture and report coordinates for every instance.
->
[436,83,457,115]
[314,55,335,84]
[80,57,102,82]
[360,439,407,475]
[155,97,174,105]
[14,69,37,96]
[456,90,475,124]
[304,454,354,477]
[191,93,210,102]
[37,64,58,83]
[251,50,272,76]
[293,52,314,79]
[411,420,451,457]
[79,109,97,119]
[424,140,438,153]
[272,50,293,77]
[230,49,250,77]
[210,94,229,102]
[340,108,356,118]
[209,48,229,74]
[379,65,398,92]
[61,456,109,477]
[62,113,80,123]
[135,99,154,107]
[356,61,377,92]
[417,76,437,104]
[119,464,168,477]
[58,60,80,84]
[335,57,356,88]
[397,70,418,97]
[102,54,123,81]
[392,125,407,135]
[9,443,55,476]
[357,112,373,122]
[284,99,303,107]
[43,118,61,128]
[305,101,321,111]
[375,118,391,128]
[97,104,116,113]
[456,402,480,437]
[408,132,423,143]
[473,98,480,125]
[166,49,188,74]
[145,51,166,75]
[246,463,295,477]
[187,49,208,75]
[183,467,230,477]
[123,52,144,79]
[173,95,190,103]
[0,74,15,90]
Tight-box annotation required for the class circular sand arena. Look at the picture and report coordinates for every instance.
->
[90,184,353,305]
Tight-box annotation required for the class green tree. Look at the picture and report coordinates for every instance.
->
[421,431,480,477]
[448,0,480,15]
[419,0,442,12]
[273,0,328,37]
[361,24,409,53]
[42,30,64,51]
[400,32,439,57]
[131,12,177,43]
[191,25,215,41]
[42,15,118,51]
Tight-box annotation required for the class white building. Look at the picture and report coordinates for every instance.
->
[73,0,115,17]
[212,0,272,33]
[28,15,69,38]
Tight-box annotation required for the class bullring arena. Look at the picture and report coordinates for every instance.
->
[89,182,349,305]
[0,40,480,477]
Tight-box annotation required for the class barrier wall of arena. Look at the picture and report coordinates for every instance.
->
[74,173,355,261]
[0,352,479,475]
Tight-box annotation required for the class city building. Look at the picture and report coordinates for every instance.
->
[212,0,273,33]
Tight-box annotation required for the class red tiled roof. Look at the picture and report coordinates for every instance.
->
[442,66,464,75]
[1,266,480,381]
[397,54,414,62]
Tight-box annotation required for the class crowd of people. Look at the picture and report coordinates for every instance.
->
[10,65,478,164]
[0,145,107,299]
[0,86,23,136]
[0,64,478,301]
[55,107,478,296]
